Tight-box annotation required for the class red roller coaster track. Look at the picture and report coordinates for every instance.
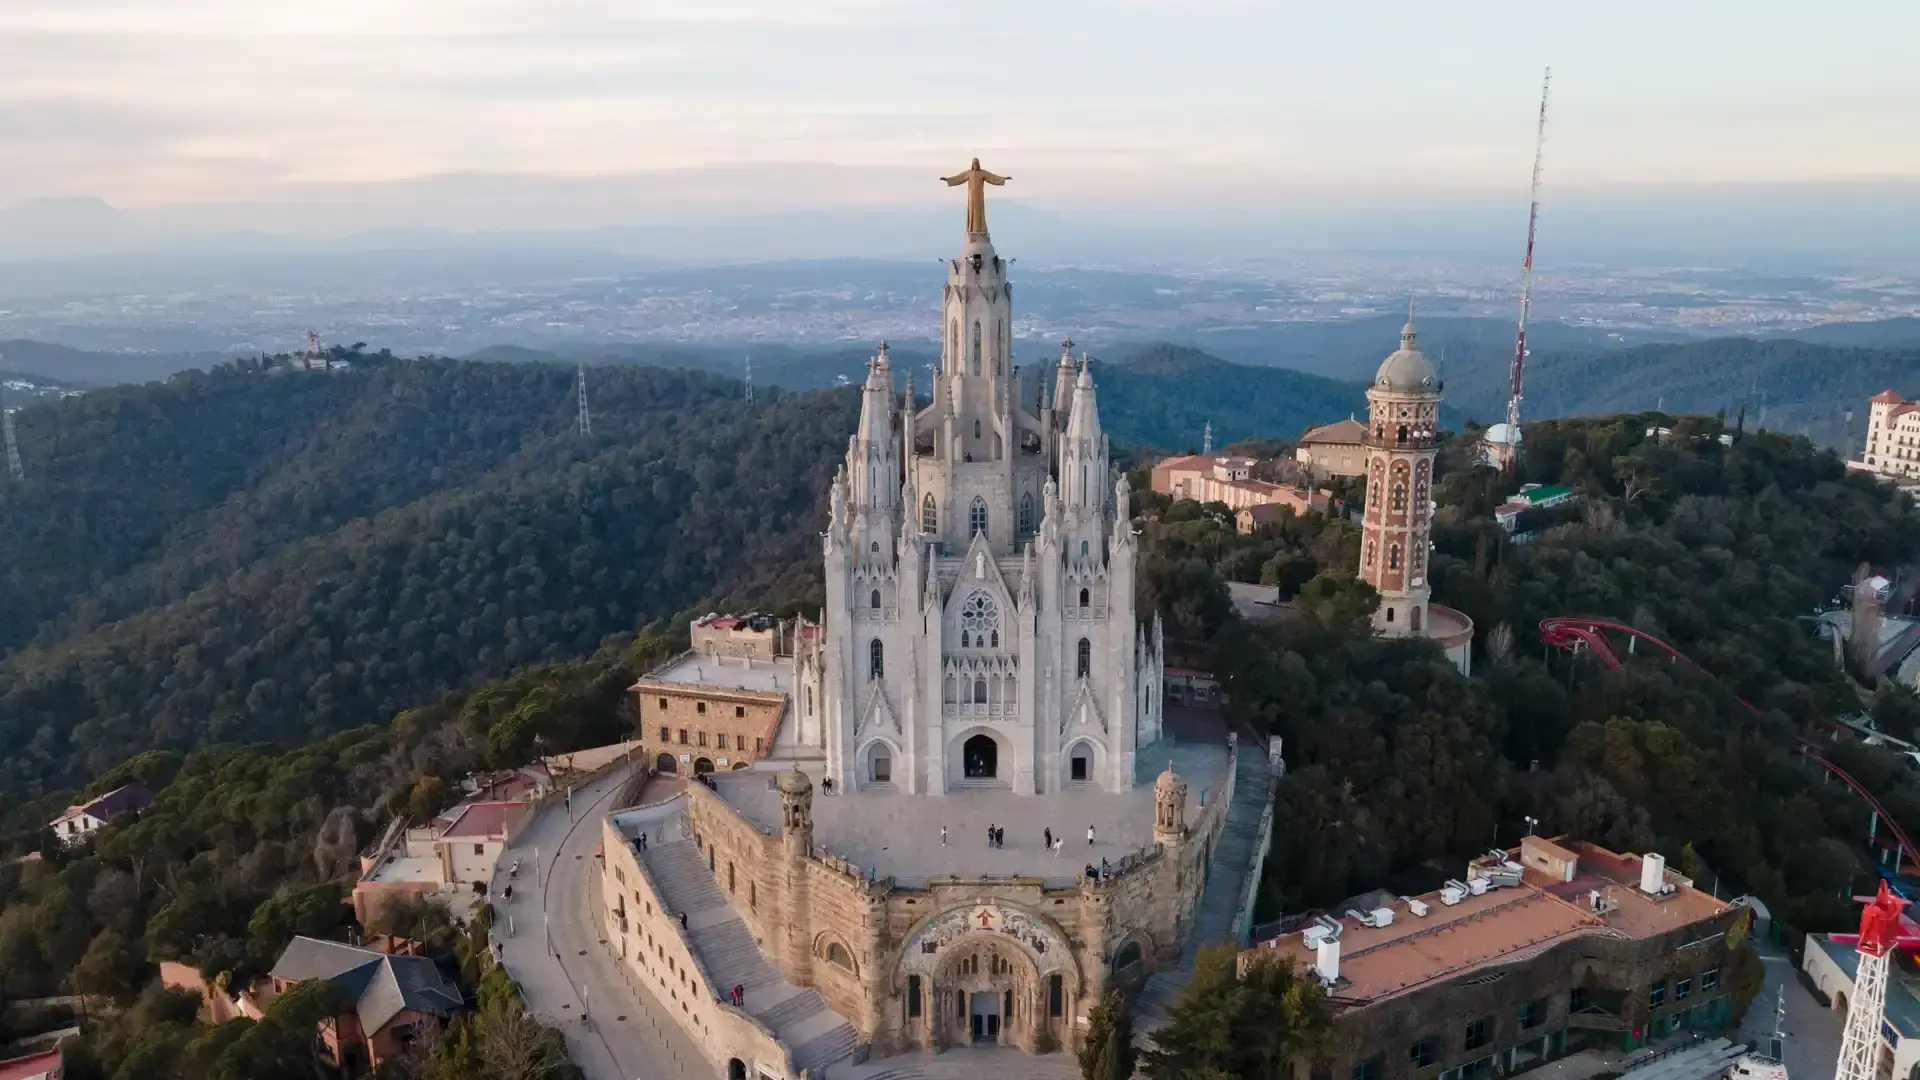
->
[1538,616,1918,875]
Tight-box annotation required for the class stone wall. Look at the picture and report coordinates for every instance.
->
[678,773,1213,1062]
[598,817,794,1080]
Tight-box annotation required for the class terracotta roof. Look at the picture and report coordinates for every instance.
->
[0,1049,62,1080]
[1153,454,1209,471]
[1249,839,1729,1008]
[1300,418,1367,445]
[50,782,154,828]
[1874,390,1908,405]
[438,800,529,839]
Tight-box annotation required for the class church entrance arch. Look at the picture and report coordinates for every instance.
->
[963,734,996,779]
[862,739,896,785]
[899,904,1081,1054]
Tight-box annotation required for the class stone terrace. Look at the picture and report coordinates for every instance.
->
[707,741,1229,888]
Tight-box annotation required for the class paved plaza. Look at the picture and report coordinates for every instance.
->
[709,740,1231,887]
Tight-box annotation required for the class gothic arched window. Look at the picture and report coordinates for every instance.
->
[1079,587,1090,609]
[870,589,881,611]
[869,639,884,681]
[1365,539,1376,567]
[995,319,1003,375]
[1019,491,1034,536]
[969,496,988,538]
[949,320,958,370]
[975,419,982,439]
[990,630,999,648]
[973,679,987,704]
[922,493,937,533]
[1080,540,1089,557]
[1391,483,1407,512]
[1077,638,1092,679]
[972,321,982,376]
[1388,545,1401,571]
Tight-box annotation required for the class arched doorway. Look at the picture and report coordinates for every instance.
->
[694,757,715,775]
[963,735,997,779]
[655,753,677,774]
[867,743,893,784]
[1067,743,1093,784]
[727,1059,747,1080]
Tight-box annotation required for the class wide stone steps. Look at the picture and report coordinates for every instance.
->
[1620,1038,1747,1080]
[796,1023,861,1076]
[642,837,859,1076]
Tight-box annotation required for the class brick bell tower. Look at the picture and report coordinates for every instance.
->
[1359,316,1443,637]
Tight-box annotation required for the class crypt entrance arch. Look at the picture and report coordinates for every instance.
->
[897,904,1082,1055]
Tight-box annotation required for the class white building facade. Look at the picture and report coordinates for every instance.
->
[794,180,1164,796]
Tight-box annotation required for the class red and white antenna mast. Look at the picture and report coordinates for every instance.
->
[1503,67,1552,469]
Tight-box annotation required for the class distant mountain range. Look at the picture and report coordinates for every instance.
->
[5,315,1918,452]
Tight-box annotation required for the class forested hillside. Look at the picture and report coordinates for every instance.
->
[0,358,854,796]
[1444,338,1920,448]
[1020,344,1368,450]
[1136,414,1920,938]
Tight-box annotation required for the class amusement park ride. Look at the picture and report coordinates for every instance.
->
[1539,617,1920,884]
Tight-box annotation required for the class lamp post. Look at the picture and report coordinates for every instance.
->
[1524,815,1540,837]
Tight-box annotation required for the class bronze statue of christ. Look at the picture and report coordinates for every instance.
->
[942,158,1009,237]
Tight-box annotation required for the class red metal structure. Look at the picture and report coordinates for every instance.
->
[1539,616,1919,874]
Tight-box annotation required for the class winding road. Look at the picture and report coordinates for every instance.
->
[494,766,712,1080]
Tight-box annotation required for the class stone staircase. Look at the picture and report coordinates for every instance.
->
[644,837,862,1076]
[1619,1037,1750,1080]
[1134,746,1275,1032]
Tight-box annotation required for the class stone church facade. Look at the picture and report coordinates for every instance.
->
[787,172,1165,797]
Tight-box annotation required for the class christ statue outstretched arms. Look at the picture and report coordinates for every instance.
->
[942,158,1009,237]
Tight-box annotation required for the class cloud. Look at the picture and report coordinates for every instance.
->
[0,0,1914,210]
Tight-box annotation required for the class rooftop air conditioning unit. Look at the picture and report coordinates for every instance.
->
[1404,897,1431,917]
[1468,877,1491,895]
[1303,925,1331,950]
[1440,880,1469,906]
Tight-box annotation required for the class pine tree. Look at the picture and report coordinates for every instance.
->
[1079,989,1136,1080]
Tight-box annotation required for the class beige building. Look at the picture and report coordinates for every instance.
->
[1295,417,1368,477]
[1849,390,1920,488]
[1152,454,1330,517]
[691,612,789,662]
[632,654,790,776]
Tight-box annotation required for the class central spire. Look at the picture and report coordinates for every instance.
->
[941,157,1010,237]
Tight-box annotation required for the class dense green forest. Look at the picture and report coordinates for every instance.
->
[1139,413,1920,938]
[0,640,646,1078]
[0,355,854,797]
[1444,338,1920,449]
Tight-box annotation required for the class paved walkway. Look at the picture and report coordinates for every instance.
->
[1133,745,1275,1030]
[640,812,859,1075]
[495,766,713,1080]
[1742,942,1842,1080]
[831,1045,1079,1080]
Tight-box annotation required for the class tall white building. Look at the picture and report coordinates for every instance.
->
[793,163,1164,796]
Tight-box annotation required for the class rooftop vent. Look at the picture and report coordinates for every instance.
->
[1404,896,1431,917]
[1639,852,1676,896]
[1440,880,1470,906]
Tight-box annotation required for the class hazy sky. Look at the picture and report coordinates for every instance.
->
[3,0,1917,216]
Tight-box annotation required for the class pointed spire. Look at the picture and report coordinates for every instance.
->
[1402,298,1418,350]
[1066,354,1101,441]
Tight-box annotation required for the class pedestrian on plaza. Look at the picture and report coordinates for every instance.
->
[1044,827,1053,849]
[639,832,648,851]
[679,911,688,931]
[987,824,996,848]
[1101,857,1111,878]
[994,826,1004,848]
[940,824,948,846]
[1087,825,1096,846]
[1052,837,1063,857]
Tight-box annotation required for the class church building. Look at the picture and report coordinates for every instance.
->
[794,158,1165,796]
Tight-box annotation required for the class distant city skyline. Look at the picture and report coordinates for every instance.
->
[3,0,1916,223]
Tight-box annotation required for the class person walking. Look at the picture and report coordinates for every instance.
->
[987,824,997,848]
[1087,825,1096,846]
[679,911,689,931]
[1052,837,1063,857]
[1044,827,1053,849]
[940,824,948,846]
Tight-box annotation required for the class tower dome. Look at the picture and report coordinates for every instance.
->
[1374,321,1438,394]
[778,767,813,795]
